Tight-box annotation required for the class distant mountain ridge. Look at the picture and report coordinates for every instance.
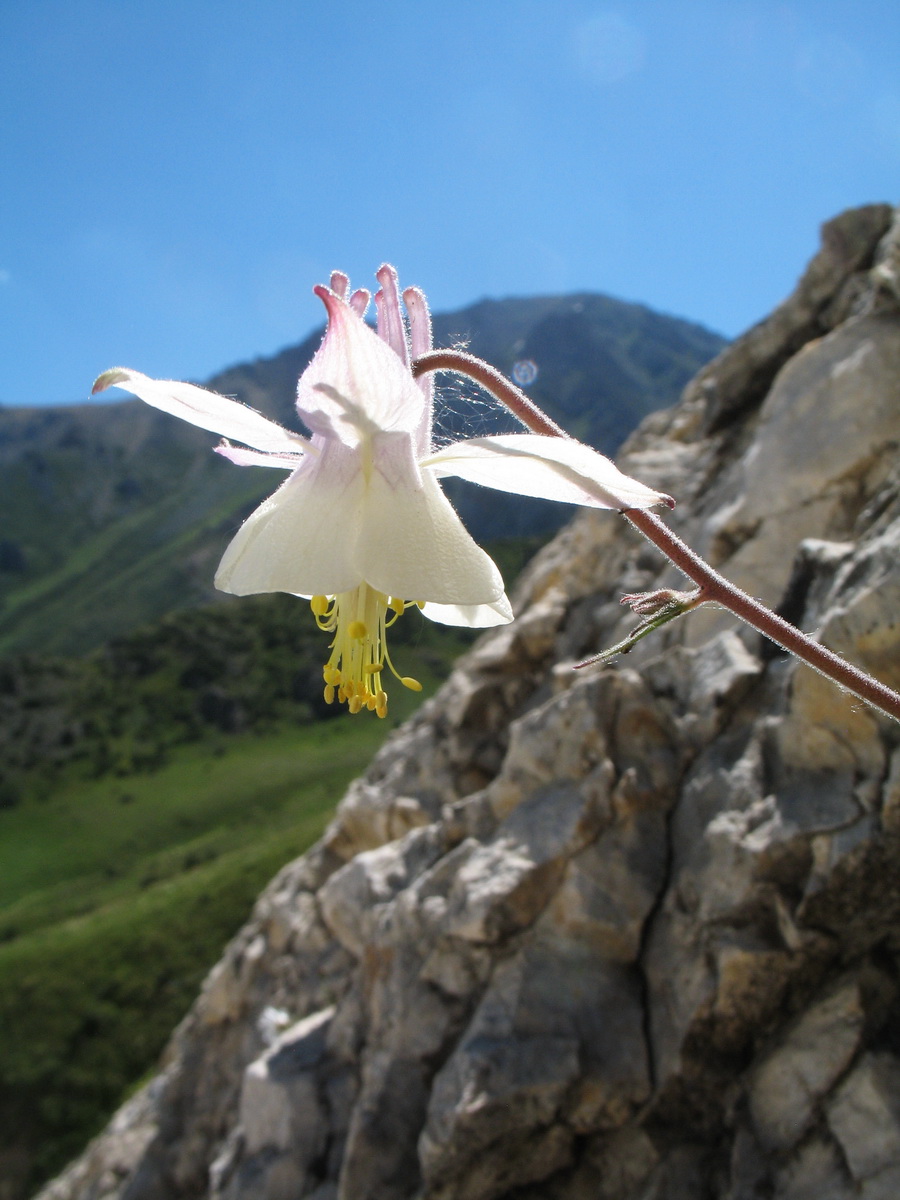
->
[0,292,725,657]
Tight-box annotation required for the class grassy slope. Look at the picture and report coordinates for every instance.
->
[0,710,422,1190]
[0,684,432,1195]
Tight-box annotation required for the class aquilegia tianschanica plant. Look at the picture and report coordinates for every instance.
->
[93,264,672,717]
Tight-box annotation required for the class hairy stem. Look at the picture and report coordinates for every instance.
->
[413,348,900,722]
[624,509,900,720]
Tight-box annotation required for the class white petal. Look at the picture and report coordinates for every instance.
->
[214,444,364,596]
[93,369,308,455]
[403,285,435,458]
[421,596,513,627]
[329,270,350,300]
[354,431,505,605]
[374,265,410,366]
[423,434,673,511]
[215,441,304,469]
[296,288,425,442]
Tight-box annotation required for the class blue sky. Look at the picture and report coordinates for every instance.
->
[1,0,898,406]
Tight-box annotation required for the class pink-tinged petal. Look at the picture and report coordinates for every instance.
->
[92,368,308,455]
[366,428,422,488]
[354,431,506,605]
[329,270,350,300]
[215,443,364,596]
[423,433,674,511]
[403,284,434,456]
[349,288,370,318]
[404,285,432,360]
[374,264,409,367]
[297,287,424,441]
[420,596,513,628]
[214,441,304,469]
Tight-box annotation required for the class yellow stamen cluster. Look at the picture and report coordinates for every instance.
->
[310,584,423,718]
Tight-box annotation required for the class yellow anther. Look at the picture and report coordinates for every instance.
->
[314,584,423,717]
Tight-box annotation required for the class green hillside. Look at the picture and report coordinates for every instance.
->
[0,589,484,802]
[0,721,406,1195]
[0,403,266,657]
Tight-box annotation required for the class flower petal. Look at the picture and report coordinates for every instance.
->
[423,433,673,511]
[92,368,308,455]
[403,284,434,458]
[329,270,350,300]
[297,288,424,442]
[214,443,364,596]
[374,264,410,367]
[349,288,370,318]
[354,431,506,605]
[421,596,513,627]
[214,441,303,469]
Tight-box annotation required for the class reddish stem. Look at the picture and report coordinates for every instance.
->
[624,509,900,720]
[413,349,900,722]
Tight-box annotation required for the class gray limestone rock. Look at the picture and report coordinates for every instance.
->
[748,983,865,1152]
[38,203,900,1200]
[827,1052,900,1190]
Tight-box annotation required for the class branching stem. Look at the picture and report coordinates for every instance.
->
[413,348,900,722]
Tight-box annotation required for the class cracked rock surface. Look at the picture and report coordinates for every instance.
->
[39,204,900,1200]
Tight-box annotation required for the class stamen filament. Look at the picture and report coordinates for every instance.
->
[309,583,422,718]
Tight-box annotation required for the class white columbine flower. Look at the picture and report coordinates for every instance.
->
[93,265,671,717]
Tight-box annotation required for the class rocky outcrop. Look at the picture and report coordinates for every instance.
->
[39,203,900,1200]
